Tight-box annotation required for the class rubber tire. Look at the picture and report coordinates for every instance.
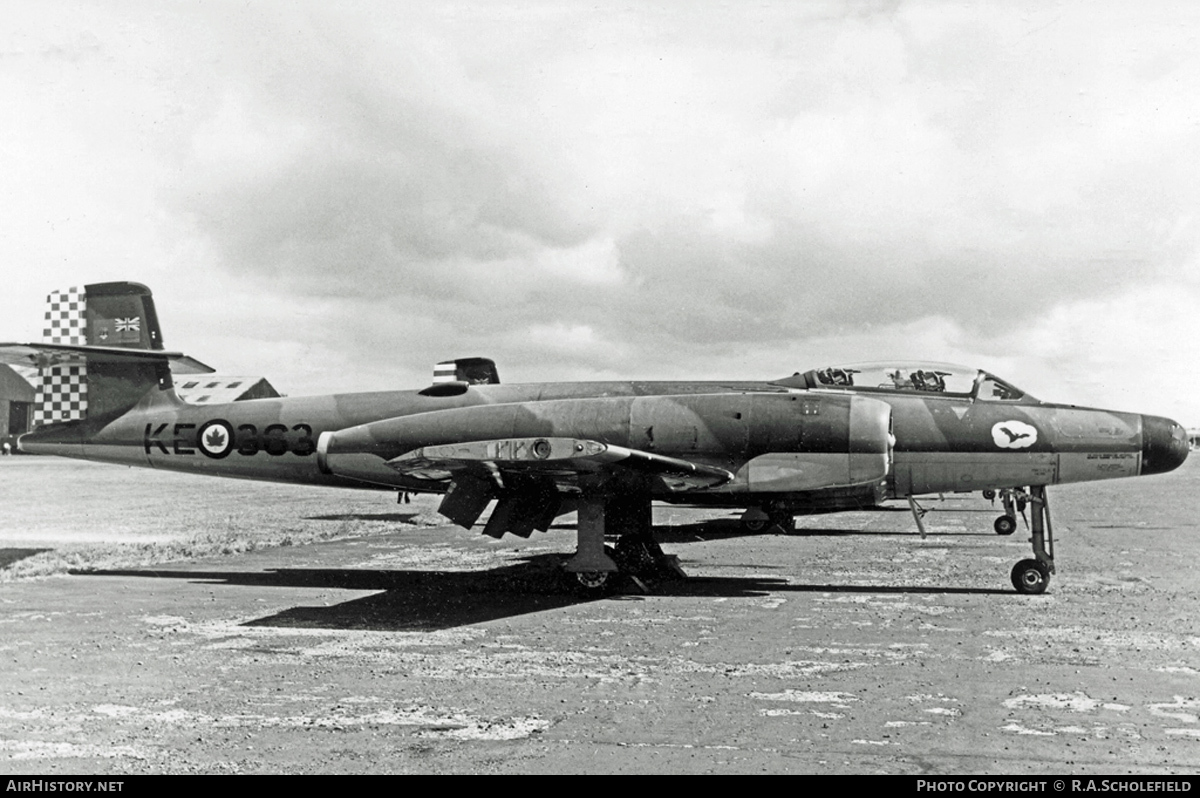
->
[1011,559,1051,594]
[741,518,769,533]
[994,514,1018,536]
[574,571,612,591]
[568,545,619,594]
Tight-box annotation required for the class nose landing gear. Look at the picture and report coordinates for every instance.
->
[1011,485,1055,595]
[912,485,1057,594]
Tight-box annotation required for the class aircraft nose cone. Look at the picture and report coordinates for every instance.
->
[1141,415,1190,475]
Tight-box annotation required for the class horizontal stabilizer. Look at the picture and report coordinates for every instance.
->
[386,436,733,493]
[0,343,214,374]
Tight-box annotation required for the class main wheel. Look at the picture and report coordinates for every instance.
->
[574,571,612,591]
[982,489,996,501]
[741,518,769,533]
[994,514,1018,536]
[1010,559,1050,594]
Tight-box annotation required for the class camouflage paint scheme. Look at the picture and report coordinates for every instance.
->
[2,283,1189,593]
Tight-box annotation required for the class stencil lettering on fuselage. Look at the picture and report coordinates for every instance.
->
[144,420,316,458]
[992,420,1037,449]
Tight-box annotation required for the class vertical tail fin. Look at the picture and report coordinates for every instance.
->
[36,285,89,426]
[34,282,169,427]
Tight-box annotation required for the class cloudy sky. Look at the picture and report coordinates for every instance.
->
[3,1,1199,422]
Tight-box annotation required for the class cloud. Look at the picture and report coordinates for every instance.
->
[2,2,1199,421]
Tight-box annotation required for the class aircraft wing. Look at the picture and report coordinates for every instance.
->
[386,436,734,493]
[0,342,215,374]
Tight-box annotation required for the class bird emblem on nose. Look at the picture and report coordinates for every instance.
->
[992,420,1037,449]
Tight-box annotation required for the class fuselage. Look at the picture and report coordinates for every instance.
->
[20,377,1189,511]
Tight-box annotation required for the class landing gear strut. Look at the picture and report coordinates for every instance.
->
[1010,485,1055,595]
[563,487,620,592]
[563,487,686,593]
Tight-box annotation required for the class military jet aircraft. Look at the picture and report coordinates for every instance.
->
[1,282,1189,595]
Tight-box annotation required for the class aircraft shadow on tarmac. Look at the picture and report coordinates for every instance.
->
[305,512,431,523]
[304,512,991,542]
[655,517,990,541]
[74,553,1009,633]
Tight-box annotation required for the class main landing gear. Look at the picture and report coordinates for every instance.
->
[562,486,686,594]
[1009,485,1055,595]
[739,506,796,534]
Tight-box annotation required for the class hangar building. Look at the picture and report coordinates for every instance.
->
[175,376,281,404]
[0,368,279,441]
[0,364,34,438]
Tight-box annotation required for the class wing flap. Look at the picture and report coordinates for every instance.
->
[386,436,734,493]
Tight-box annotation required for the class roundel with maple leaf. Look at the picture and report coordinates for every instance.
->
[197,419,236,459]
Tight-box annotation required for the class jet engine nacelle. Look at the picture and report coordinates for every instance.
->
[317,392,893,494]
[739,393,892,492]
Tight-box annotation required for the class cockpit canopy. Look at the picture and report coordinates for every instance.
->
[771,362,1034,402]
